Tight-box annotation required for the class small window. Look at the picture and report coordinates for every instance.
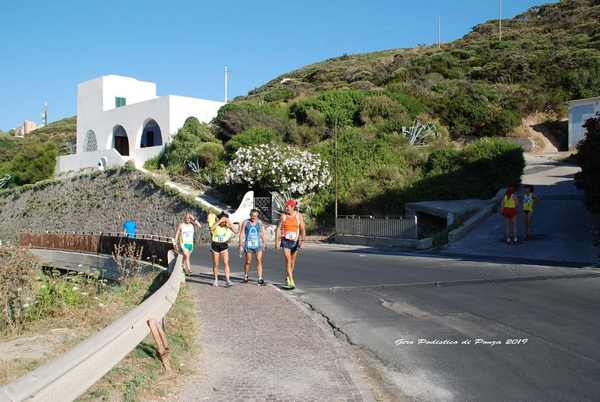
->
[115,97,126,108]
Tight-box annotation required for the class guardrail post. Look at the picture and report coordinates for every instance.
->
[147,319,172,372]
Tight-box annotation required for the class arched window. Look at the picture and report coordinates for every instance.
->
[112,125,129,156]
[141,119,163,148]
[84,130,97,152]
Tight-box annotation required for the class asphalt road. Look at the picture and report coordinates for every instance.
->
[190,244,600,402]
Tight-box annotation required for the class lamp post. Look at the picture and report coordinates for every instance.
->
[334,124,338,233]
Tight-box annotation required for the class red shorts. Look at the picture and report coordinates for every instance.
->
[502,207,517,218]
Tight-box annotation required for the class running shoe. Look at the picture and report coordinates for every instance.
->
[285,276,291,287]
[225,280,233,288]
[258,278,265,286]
[243,275,249,284]
[213,279,219,287]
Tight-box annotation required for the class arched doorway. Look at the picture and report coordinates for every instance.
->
[84,130,98,152]
[113,125,129,156]
[140,119,162,148]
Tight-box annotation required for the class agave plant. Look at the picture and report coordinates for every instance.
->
[401,120,438,146]
[0,175,12,189]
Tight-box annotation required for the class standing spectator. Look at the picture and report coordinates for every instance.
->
[522,185,539,240]
[123,218,137,238]
[501,185,519,244]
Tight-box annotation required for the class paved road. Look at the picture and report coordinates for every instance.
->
[444,155,599,266]
[190,244,600,402]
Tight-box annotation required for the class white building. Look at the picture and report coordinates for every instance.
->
[56,75,224,174]
[568,96,600,150]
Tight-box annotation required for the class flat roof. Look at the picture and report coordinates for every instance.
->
[567,96,600,106]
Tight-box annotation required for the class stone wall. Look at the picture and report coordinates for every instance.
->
[0,169,207,243]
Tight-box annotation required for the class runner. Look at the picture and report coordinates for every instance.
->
[174,212,202,276]
[208,211,237,287]
[239,209,267,285]
[523,184,539,240]
[275,199,305,290]
[501,185,519,244]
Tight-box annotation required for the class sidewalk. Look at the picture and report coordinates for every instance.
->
[176,274,375,402]
[443,154,599,266]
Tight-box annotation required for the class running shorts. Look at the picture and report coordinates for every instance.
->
[182,243,194,253]
[211,241,229,254]
[502,207,517,218]
[244,246,262,254]
[280,238,299,252]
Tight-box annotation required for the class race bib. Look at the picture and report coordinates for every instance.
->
[247,238,259,248]
[284,231,297,241]
[214,234,226,242]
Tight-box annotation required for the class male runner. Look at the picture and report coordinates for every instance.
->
[275,199,305,290]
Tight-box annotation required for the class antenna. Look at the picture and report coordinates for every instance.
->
[42,101,48,126]
[438,16,441,49]
[499,0,503,41]
[224,66,229,103]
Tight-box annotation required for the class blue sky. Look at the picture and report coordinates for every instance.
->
[0,0,553,131]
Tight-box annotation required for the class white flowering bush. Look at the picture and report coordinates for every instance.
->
[224,144,331,195]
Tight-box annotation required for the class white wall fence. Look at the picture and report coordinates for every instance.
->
[336,215,419,240]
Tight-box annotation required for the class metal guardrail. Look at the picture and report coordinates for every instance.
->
[336,215,419,240]
[0,235,183,402]
[19,231,174,267]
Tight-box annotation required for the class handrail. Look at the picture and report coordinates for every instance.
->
[0,243,183,401]
[19,230,174,243]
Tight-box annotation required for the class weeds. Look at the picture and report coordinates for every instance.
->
[0,246,37,333]
[112,240,144,281]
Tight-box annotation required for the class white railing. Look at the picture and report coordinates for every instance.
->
[0,251,183,402]
[336,215,419,240]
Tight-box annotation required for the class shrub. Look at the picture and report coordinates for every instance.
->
[195,142,225,167]
[359,95,409,125]
[224,127,282,157]
[213,101,290,140]
[291,90,365,127]
[434,82,521,137]
[575,115,600,212]
[9,143,58,186]
[224,144,330,195]
[160,119,217,173]
[264,87,295,102]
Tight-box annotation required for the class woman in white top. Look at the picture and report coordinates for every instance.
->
[175,212,202,275]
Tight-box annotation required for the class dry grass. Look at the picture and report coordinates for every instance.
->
[79,283,198,402]
[0,246,199,401]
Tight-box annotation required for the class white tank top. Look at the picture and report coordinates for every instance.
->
[181,223,194,243]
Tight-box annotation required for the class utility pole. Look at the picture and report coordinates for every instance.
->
[499,0,503,41]
[42,101,48,126]
[438,16,441,49]
[334,124,338,233]
[224,65,229,103]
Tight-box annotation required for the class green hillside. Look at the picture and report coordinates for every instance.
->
[0,116,76,187]
[234,0,600,139]
[159,0,595,224]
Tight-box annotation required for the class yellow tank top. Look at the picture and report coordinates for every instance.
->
[503,195,516,209]
[523,194,534,212]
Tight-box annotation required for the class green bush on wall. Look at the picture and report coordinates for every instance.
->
[576,115,600,212]
[224,127,282,157]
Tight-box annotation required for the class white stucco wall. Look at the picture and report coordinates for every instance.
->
[56,149,126,175]
[568,97,600,149]
[59,75,225,174]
